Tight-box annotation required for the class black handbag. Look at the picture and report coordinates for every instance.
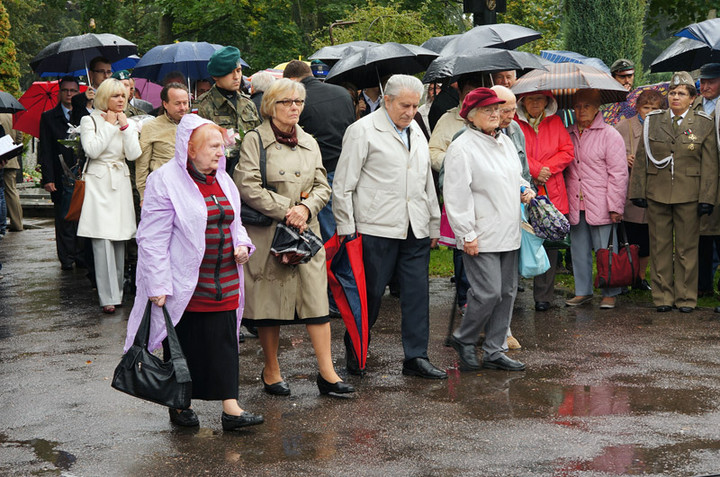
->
[111,301,192,409]
[270,221,324,265]
[240,130,276,226]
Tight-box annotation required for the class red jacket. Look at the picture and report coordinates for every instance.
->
[515,93,575,214]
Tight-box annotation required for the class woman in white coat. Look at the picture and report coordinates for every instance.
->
[444,88,534,373]
[79,79,141,313]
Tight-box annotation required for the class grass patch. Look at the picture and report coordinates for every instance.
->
[429,246,454,277]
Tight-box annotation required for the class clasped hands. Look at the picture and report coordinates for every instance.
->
[102,110,128,128]
[285,204,310,233]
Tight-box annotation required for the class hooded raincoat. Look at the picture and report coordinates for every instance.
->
[123,114,255,352]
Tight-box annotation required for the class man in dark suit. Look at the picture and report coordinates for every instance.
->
[39,76,83,270]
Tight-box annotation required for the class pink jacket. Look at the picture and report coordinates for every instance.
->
[123,114,255,352]
[565,112,628,226]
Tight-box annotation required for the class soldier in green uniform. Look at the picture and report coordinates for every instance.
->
[195,46,261,173]
[629,71,719,313]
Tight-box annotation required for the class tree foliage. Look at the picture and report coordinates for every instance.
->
[0,0,21,96]
[646,0,717,35]
[499,0,563,53]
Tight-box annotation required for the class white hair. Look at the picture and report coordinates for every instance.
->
[250,71,276,94]
[490,85,515,102]
[384,74,423,98]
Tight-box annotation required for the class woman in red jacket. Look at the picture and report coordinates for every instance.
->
[515,91,575,311]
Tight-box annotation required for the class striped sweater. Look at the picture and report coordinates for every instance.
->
[185,164,240,312]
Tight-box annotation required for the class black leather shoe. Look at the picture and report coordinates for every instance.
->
[317,374,355,395]
[261,369,290,396]
[402,357,448,379]
[61,263,73,271]
[169,408,199,427]
[633,279,651,291]
[534,301,550,312]
[678,306,694,313]
[482,354,526,371]
[221,411,264,431]
[345,346,362,376]
[715,306,720,313]
[656,305,672,313]
[448,335,481,371]
[517,283,525,292]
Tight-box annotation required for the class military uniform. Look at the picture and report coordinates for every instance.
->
[195,85,261,173]
[629,105,718,308]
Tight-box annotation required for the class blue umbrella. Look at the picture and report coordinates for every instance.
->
[39,55,140,78]
[132,42,249,84]
[540,50,611,74]
[675,18,720,50]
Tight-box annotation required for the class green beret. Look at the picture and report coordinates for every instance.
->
[610,59,634,74]
[208,46,243,77]
[111,70,131,80]
[670,71,694,88]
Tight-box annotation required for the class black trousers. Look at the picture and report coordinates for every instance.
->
[698,235,720,293]
[53,199,80,268]
[345,228,431,361]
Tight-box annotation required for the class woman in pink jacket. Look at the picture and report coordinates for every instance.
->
[123,114,263,431]
[565,89,629,309]
[516,91,575,311]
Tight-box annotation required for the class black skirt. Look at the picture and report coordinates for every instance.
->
[163,310,238,401]
[242,314,330,327]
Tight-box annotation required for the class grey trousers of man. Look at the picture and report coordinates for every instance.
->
[91,239,125,306]
[569,212,621,297]
[3,168,23,231]
[454,250,518,361]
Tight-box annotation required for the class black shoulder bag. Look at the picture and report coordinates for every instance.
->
[111,301,192,409]
[240,130,276,226]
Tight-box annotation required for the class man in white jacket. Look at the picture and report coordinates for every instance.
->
[333,75,445,380]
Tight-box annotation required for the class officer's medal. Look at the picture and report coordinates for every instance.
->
[686,130,697,150]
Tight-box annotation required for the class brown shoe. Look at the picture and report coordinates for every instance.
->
[599,296,616,309]
[565,295,593,307]
[506,335,522,350]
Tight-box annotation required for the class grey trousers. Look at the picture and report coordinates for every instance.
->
[91,239,125,306]
[569,212,620,297]
[454,250,518,360]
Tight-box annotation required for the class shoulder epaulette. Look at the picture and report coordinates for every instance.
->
[696,110,713,120]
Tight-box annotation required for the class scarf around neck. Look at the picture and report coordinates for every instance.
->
[270,119,298,147]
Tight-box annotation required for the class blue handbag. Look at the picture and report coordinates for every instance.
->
[519,205,551,278]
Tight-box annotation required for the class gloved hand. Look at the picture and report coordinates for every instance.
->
[631,198,648,208]
[698,203,714,217]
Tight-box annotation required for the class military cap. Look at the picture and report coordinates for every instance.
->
[699,63,720,80]
[670,71,695,88]
[111,70,131,80]
[208,46,243,77]
[610,59,634,74]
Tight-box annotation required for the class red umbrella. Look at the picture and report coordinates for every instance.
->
[13,81,87,138]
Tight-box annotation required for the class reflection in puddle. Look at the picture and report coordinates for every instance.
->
[0,432,77,471]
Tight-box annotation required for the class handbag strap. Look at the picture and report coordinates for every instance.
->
[618,221,638,284]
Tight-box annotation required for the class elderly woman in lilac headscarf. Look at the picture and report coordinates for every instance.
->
[123,114,263,432]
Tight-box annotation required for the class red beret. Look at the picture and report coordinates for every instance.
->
[459,87,506,119]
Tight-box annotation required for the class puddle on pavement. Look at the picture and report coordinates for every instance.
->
[0,432,77,473]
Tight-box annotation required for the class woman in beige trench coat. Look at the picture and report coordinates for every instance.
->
[235,79,354,397]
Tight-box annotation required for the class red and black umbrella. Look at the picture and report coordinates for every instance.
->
[325,233,368,374]
[13,81,87,138]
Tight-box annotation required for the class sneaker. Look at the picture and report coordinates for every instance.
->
[506,335,522,350]
[599,296,616,309]
[565,295,593,307]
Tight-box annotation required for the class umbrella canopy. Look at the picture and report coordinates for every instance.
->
[675,18,720,50]
[511,63,628,109]
[325,42,438,90]
[309,41,379,66]
[133,42,247,84]
[540,50,611,74]
[30,33,137,76]
[423,47,548,83]
[438,23,542,56]
[13,81,87,137]
[421,34,460,54]
[325,234,368,374]
[273,60,311,71]
[39,55,140,78]
[601,82,669,125]
[0,91,25,114]
[650,37,720,73]
[133,78,163,109]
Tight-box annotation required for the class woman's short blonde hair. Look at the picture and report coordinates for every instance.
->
[259,78,306,120]
[93,78,128,111]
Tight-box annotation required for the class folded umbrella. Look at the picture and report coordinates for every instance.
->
[13,81,87,138]
[650,37,719,73]
[270,222,324,266]
[30,33,137,76]
[309,41,379,66]
[675,18,720,50]
[540,50,611,74]
[438,23,542,56]
[423,47,548,83]
[511,63,628,110]
[325,234,368,374]
[0,91,25,114]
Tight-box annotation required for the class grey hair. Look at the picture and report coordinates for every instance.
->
[250,71,276,94]
[384,74,423,98]
[464,108,480,124]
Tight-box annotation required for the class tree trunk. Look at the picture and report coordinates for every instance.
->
[158,13,173,45]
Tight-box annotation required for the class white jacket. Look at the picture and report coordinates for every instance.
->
[78,110,142,240]
[443,127,530,252]
[333,108,440,240]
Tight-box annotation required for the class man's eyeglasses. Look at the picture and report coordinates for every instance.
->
[92,69,113,75]
[276,99,305,107]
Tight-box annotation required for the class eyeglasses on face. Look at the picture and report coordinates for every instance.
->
[275,99,305,107]
[478,106,501,116]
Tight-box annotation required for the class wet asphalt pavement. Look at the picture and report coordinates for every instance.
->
[2,219,720,476]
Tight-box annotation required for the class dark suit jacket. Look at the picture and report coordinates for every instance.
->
[70,91,91,126]
[39,103,76,200]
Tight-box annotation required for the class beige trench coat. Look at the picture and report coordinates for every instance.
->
[235,121,331,320]
[615,115,646,224]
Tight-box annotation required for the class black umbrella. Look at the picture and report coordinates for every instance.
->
[423,47,548,83]
[309,41,379,66]
[650,37,720,73]
[439,23,542,56]
[325,42,438,90]
[675,18,720,50]
[0,91,25,114]
[270,222,324,266]
[420,34,460,54]
[30,33,137,77]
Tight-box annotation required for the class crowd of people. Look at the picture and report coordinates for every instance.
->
[2,44,720,431]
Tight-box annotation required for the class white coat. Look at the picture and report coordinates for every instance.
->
[78,110,141,240]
